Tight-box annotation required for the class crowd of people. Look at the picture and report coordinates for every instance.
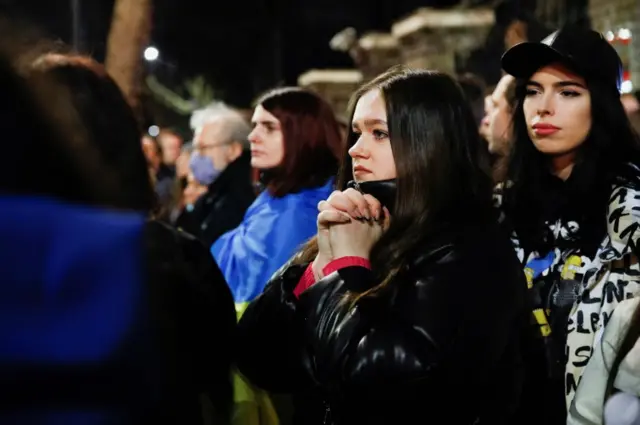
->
[2,20,640,425]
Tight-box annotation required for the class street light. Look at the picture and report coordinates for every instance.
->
[148,125,160,137]
[621,80,633,94]
[144,46,159,62]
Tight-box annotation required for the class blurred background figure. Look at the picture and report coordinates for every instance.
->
[210,87,342,425]
[141,133,174,211]
[212,87,343,314]
[479,84,496,143]
[24,52,237,425]
[485,73,516,182]
[622,91,640,134]
[167,141,196,223]
[175,102,255,247]
[175,141,194,182]
[183,172,208,211]
[457,72,487,127]
[157,127,184,174]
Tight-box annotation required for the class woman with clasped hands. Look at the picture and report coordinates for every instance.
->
[235,67,529,425]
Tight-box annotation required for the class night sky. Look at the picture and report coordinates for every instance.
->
[0,0,471,107]
[152,0,465,104]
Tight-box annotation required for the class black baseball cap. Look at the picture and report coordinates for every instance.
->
[501,25,623,92]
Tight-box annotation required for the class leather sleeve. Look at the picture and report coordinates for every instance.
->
[236,262,315,393]
[299,230,527,402]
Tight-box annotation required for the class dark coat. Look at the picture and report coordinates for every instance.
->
[236,220,529,425]
[176,152,255,248]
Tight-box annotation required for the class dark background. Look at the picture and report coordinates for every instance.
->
[0,0,495,107]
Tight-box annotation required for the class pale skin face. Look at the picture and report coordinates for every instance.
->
[479,94,493,141]
[183,172,207,206]
[193,118,242,171]
[312,89,397,272]
[523,63,592,180]
[141,136,161,172]
[175,150,191,179]
[487,75,516,156]
[621,93,640,115]
[349,89,397,182]
[313,90,395,273]
[158,132,182,165]
[248,105,285,170]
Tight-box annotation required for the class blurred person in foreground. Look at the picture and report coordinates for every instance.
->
[0,47,157,425]
[26,52,237,425]
[175,103,255,247]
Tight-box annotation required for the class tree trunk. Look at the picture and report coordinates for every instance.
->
[105,0,152,121]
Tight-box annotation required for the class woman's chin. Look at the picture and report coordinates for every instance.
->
[251,158,275,169]
[353,172,376,182]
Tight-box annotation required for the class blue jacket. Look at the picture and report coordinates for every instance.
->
[212,179,333,308]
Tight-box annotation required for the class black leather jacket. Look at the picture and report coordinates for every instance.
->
[237,220,529,425]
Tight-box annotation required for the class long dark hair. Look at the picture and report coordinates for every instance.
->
[255,87,343,197]
[296,66,494,298]
[503,72,640,257]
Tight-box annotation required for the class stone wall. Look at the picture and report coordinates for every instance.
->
[297,69,363,118]
[390,7,494,75]
[356,32,401,81]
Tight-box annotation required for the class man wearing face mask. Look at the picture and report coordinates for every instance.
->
[176,103,255,247]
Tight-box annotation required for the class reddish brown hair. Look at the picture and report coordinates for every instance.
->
[256,87,342,197]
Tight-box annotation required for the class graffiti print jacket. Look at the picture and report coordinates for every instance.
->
[496,164,640,409]
[235,219,529,425]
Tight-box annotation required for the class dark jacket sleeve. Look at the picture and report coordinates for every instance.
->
[235,262,315,394]
[197,193,252,247]
[145,221,236,421]
[299,228,527,402]
[173,228,237,397]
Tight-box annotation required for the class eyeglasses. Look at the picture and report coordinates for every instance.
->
[194,142,232,153]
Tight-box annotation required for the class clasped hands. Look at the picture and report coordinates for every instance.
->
[312,188,390,280]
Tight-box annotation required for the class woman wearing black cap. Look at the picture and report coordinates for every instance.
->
[497,25,640,423]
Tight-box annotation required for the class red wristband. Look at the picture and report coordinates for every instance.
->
[293,263,316,298]
[323,256,371,276]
